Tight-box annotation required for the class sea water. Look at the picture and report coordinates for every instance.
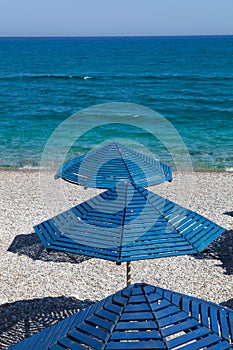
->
[0,36,232,170]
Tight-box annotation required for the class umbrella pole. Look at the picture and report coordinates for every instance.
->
[126,261,131,286]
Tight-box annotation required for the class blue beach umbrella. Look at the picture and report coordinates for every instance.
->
[11,283,233,349]
[34,182,225,285]
[55,142,172,188]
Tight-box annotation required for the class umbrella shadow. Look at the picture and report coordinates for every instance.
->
[0,296,94,349]
[194,230,233,275]
[223,211,233,217]
[8,232,90,264]
[221,299,233,310]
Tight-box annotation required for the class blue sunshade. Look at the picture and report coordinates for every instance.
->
[11,283,233,350]
[55,142,172,188]
[34,182,225,263]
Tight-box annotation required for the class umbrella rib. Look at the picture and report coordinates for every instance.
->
[119,143,171,185]
[142,285,168,349]
[134,185,198,251]
[116,143,135,184]
[125,146,162,175]
[102,285,134,349]
[81,144,117,188]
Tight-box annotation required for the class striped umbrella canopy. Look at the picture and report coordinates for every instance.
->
[34,182,224,285]
[11,283,233,350]
[54,142,172,188]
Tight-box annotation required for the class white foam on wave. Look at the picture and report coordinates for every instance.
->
[84,76,91,80]
[225,167,233,172]
[21,164,52,170]
[21,165,41,170]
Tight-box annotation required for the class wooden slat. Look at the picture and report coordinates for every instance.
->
[55,142,172,188]
[11,283,233,350]
[34,181,224,263]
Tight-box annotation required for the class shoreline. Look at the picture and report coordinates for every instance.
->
[0,167,232,174]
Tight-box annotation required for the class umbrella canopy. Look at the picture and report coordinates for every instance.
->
[54,142,172,188]
[11,283,233,350]
[34,182,225,264]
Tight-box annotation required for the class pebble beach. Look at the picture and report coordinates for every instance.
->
[0,170,232,349]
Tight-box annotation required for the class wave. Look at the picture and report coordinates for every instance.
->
[0,74,94,81]
[1,72,233,83]
[99,72,233,81]
[136,76,233,85]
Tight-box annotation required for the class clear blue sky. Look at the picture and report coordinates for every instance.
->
[0,0,233,37]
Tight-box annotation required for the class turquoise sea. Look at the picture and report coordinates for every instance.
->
[0,36,233,171]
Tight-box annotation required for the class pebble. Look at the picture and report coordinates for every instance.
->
[0,170,232,349]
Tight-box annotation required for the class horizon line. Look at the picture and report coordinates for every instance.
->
[0,34,233,39]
